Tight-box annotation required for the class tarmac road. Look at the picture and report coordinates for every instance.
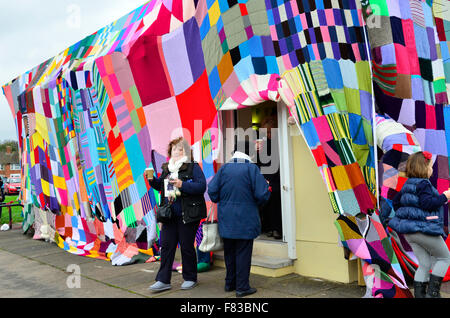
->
[1,223,449,305]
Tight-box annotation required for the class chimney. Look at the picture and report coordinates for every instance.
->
[6,146,12,154]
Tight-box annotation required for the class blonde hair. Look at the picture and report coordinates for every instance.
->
[406,152,430,179]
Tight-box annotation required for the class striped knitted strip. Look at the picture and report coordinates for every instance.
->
[329,191,343,214]
[85,167,96,187]
[309,60,330,97]
[339,113,351,140]
[410,0,426,27]
[290,67,312,123]
[332,137,356,165]
[201,130,212,160]
[297,64,316,92]
[326,113,351,141]
[104,184,113,202]
[362,166,377,196]
[298,93,314,123]
[300,64,324,118]
[123,205,137,228]
[283,64,325,124]
[97,145,108,162]
[111,144,134,191]
[141,191,152,214]
[372,62,397,97]
[91,65,110,117]
[128,183,140,205]
[326,113,340,140]
[120,187,132,208]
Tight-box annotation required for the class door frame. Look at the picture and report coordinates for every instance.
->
[276,101,297,260]
[218,102,297,260]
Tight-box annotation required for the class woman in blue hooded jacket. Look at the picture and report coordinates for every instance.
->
[208,140,270,297]
[389,151,450,298]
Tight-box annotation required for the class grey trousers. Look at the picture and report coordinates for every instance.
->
[404,232,450,282]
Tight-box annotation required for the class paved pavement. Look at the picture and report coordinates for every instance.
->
[1,223,450,303]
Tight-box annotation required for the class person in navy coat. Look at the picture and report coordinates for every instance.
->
[208,140,271,297]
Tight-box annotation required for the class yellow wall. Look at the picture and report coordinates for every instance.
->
[291,130,358,283]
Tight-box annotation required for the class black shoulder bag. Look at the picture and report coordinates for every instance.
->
[155,167,173,223]
[156,201,173,223]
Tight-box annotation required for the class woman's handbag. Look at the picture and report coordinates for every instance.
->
[156,202,173,223]
[199,206,223,252]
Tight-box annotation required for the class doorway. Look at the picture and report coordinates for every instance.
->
[219,101,285,242]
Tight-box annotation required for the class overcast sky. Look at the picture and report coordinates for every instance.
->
[0,0,149,142]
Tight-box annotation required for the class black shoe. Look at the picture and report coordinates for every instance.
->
[273,230,282,240]
[413,281,428,298]
[236,288,257,298]
[224,285,236,292]
[426,274,443,298]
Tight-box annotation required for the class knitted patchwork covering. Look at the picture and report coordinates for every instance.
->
[367,0,450,281]
[4,0,449,297]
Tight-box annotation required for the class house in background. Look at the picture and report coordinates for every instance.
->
[0,146,20,179]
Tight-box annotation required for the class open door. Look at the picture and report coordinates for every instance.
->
[218,101,297,260]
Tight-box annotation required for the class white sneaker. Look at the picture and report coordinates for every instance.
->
[181,281,198,290]
[149,281,171,292]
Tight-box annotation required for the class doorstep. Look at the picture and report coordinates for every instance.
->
[212,236,295,278]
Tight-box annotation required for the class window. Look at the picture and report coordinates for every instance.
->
[0,164,3,171]
[10,164,21,171]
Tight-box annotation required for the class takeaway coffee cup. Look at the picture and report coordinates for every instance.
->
[255,137,266,151]
[145,167,154,180]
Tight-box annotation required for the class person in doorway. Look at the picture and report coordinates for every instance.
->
[208,140,271,297]
[147,137,207,292]
[389,151,450,298]
[256,116,282,239]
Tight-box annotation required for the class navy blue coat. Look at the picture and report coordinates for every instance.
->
[207,158,271,240]
[389,178,447,236]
